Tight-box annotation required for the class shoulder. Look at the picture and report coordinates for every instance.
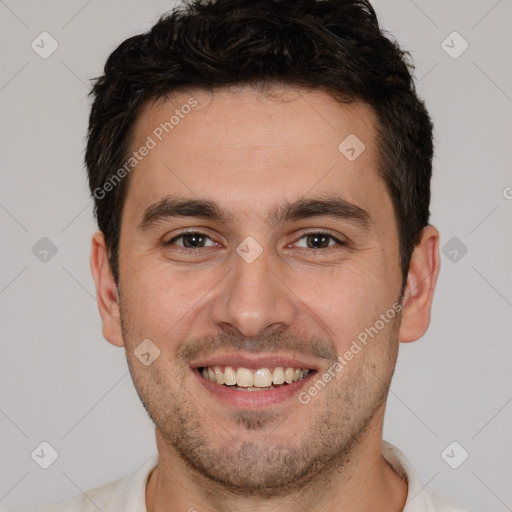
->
[29,455,158,512]
[382,441,473,512]
[417,487,474,512]
[31,476,128,512]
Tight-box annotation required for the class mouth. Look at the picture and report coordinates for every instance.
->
[192,356,319,408]
[199,365,312,391]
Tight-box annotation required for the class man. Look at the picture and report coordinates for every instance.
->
[34,0,470,510]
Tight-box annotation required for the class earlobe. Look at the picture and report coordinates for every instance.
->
[90,231,125,347]
[398,225,441,344]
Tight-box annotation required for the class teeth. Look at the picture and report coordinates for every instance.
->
[200,365,310,388]
[272,367,285,385]
[224,366,237,385]
[284,367,295,384]
[236,367,253,387]
[253,368,272,388]
[213,366,225,385]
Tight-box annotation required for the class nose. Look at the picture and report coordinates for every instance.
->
[210,247,297,338]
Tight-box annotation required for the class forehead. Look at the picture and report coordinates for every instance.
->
[124,85,389,224]
[134,85,376,154]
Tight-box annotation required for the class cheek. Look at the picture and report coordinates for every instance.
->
[120,260,225,338]
[292,260,397,348]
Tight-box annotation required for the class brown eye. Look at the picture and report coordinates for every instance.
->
[166,232,215,248]
[306,234,330,248]
[295,233,343,249]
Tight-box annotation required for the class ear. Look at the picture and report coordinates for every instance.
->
[90,231,124,347]
[398,225,441,343]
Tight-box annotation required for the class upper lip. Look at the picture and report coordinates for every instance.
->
[190,352,321,371]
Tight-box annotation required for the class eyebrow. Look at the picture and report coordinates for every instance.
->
[137,195,372,232]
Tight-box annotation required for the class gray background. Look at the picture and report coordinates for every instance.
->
[0,0,511,510]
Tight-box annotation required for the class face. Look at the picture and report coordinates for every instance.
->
[114,86,405,494]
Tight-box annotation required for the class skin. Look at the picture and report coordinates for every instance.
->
[91,85,440,512]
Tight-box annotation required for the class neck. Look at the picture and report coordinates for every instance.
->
[145,408,407,512]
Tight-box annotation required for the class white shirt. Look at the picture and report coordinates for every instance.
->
[31,441,471,511]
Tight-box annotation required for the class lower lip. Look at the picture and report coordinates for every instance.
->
[194,369,316,409]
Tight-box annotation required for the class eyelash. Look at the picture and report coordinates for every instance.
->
[164,231,346,251]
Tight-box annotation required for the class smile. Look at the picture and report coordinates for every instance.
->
[200,365,311,390]
[191,354,319,408]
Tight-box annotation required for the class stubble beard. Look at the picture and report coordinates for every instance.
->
[121,314,399,498]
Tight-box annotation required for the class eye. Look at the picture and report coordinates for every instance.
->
[294,233,344,249]
[165,232,217,249]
